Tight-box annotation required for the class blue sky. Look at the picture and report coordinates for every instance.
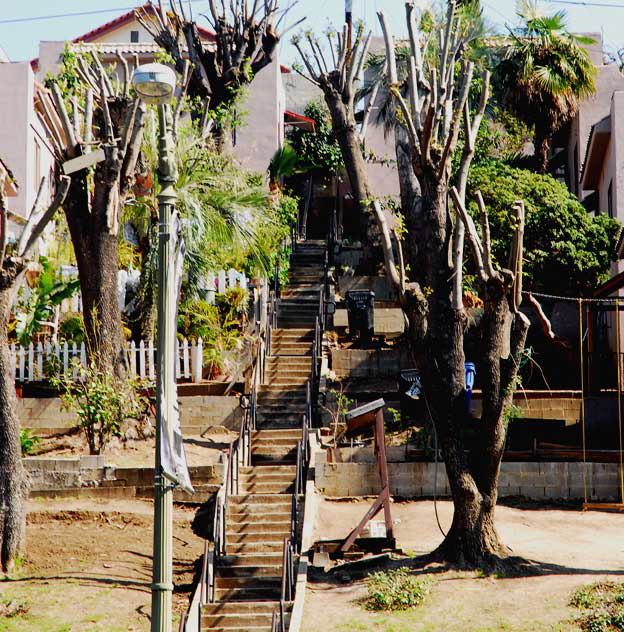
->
[1,1,623,64]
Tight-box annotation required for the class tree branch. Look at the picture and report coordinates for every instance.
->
[450,186,486,283]
[19,176,71,259]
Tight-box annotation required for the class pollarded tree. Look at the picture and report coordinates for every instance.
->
[38,51,146,374]
[292,23,401,277]
[136,0,299,148]
[377,2,530,566]
[0,164,70,572]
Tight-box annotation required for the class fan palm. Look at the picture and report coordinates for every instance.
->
[497,0,596,174]
[123,113,273,340]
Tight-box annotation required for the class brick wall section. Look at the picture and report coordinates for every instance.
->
[315,460,620,500]
[18,394,243,436]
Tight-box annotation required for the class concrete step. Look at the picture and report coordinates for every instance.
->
[217,565,284,578]
[251,436,301,447]
[252,429,304,438]
[240,482,295,493]
[201,613,275,629]
[214,587,283,601]
[239,465,296,474]
[226,542,286,554]
[220,554,285,567]
[202,601,285,614]
[227,495,292,506]
[225,532,290,544]
[216,577,282,590]
[227,509,292,522]
[226,522,291,535]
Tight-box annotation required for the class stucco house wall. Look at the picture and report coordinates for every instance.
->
[566,35,624,201]
[233,57,284,174]
[0,62,55,236]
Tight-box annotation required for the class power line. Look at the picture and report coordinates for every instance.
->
[545,0,624,7]
[0,2,207,25]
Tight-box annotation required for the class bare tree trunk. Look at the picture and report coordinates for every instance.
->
[534,127,552,175]
[0,284,28,573]
[324,95,379,264]
[63,175,125,375]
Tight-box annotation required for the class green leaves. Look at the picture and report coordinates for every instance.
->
[467,160,621,296]
[288,100,344,175]
[366,568,433,611]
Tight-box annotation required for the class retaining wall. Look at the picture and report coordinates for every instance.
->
[315,456,619,500]
[23,456,224,501]
[19,394,242,436]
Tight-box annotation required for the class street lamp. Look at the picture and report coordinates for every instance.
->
[132,62,177,632]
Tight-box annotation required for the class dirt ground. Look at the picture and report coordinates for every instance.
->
[3,496,624,631]
[302,498,624,632]
[32,427,236,467]
[0,498,203,632]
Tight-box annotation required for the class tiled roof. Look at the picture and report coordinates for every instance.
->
[73,4,215,44]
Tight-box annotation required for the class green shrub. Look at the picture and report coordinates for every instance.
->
[571,582,624,632]
[20,429,40,456]
[50,360,149,455]
[365,568,433,611]
[468,161,621,296]
[58,313,85,343]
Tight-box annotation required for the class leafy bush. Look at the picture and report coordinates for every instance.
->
[20,429,40,456]
[58,313,85,343]
[288,100,344,175]
[50,361,149,455]
[468,161,621,296]
[571,582,624,632]
[216,287,249,325]
[365,568,433,611]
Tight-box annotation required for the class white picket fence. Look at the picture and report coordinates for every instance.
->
[11,338,205,384]
[202,269,248,304]
[56,268,248,313]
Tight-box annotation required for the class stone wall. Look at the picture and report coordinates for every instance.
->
[23,456,224,501]
[19,394,243,436]
[315,459,619,500]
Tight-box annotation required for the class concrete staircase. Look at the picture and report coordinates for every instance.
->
[200,241,325,631]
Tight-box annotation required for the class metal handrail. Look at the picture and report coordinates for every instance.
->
[280,538,296,603]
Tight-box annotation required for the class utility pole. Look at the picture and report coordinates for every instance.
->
[346,0,353,50]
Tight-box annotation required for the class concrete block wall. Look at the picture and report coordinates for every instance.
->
[18,394,243,436]
[330,348,410,379]
[315,460,620,500]
[24,457,224,500]
[471,392,581,426]
[334,308,405,335]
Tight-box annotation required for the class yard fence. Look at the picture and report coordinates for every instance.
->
[11,338,205,384]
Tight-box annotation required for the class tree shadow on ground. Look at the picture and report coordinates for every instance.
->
[306,550,624,587]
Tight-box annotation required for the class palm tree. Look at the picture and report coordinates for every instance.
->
[124,114,272,340]
[497,0,596,174]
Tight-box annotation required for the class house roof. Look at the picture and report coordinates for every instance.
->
[594,269,624,297]
[580,115,612,191]
[31,4,215,70]
[284,110,315,132]
[74,3,215,44]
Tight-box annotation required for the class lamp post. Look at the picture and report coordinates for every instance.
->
[131,62,178,632]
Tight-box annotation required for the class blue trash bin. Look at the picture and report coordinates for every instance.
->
[465,362,476,413]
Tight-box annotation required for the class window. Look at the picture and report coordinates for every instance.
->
[608,179,614,218]
[130,30,139,43]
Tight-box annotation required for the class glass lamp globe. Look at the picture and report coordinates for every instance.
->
[131,63,177,104]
